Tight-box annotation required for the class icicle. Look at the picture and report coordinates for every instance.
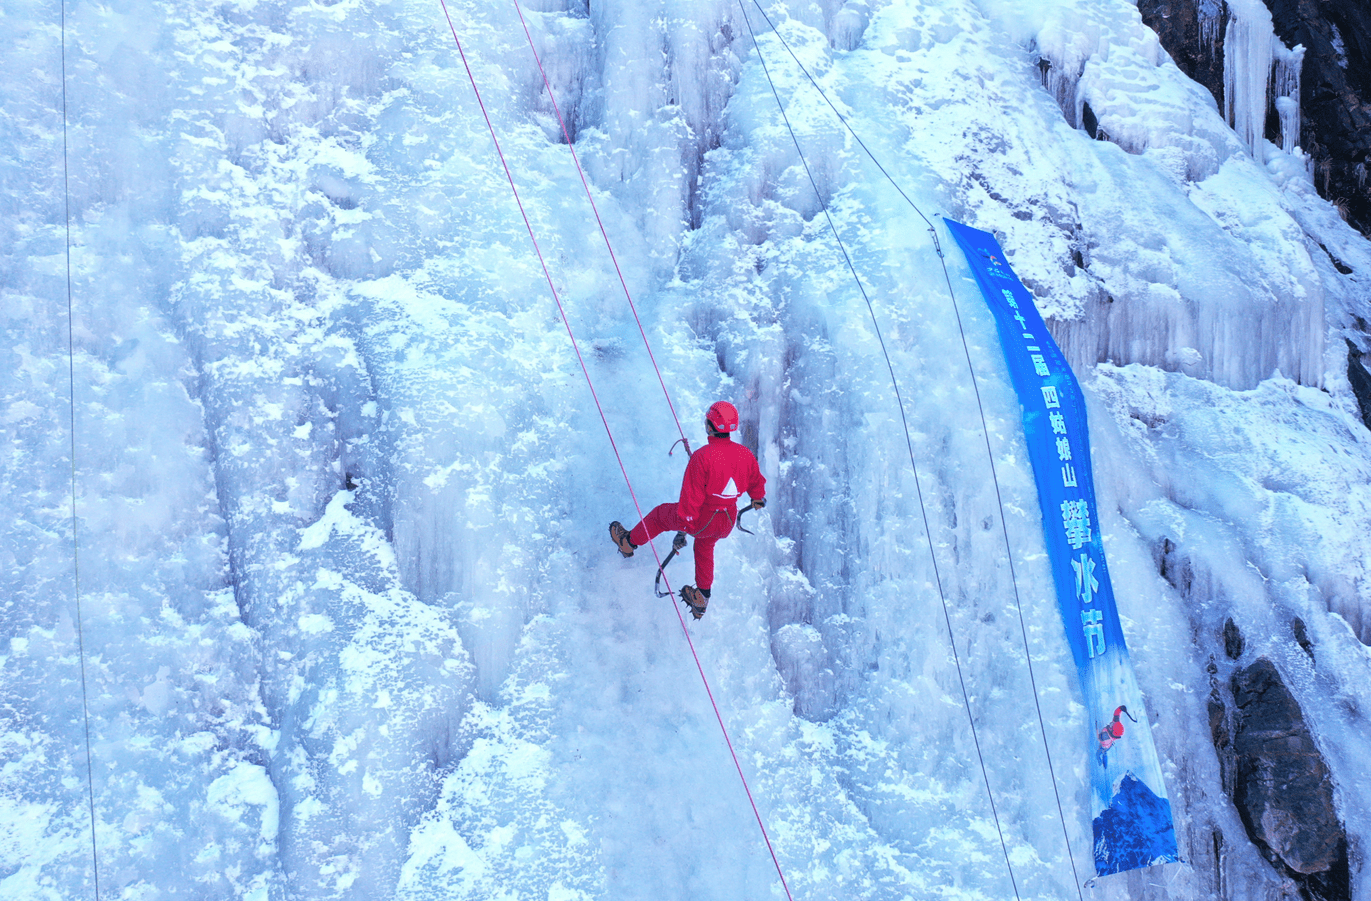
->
[1198,0,1224,57]
[1218,0,1306,161]
[1272,42,1305,154]
[1330,22,1349,69]
[1223,0,1275,159]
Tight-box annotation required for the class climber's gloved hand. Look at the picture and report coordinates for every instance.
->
[672,531,688,551]
[749,497,766,511]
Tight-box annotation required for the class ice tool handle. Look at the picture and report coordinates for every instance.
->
[736,498,764,535]
[654,531,689,598]
[655,497,760,597]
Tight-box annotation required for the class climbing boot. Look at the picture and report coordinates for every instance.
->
[609,521,636,558]
[680,585,709,620]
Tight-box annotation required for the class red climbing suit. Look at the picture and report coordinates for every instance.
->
[629,434,766,591]
[1098,706,1127,750]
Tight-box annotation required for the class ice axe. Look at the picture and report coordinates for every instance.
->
[654,531,689,598]
[735,497,765,535]
[655,500,764,597]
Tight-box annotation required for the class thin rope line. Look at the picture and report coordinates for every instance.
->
[438,1,648,535]
[510,0,689,448]
[743,4,1086,894]
[59,3,102,896]
[668,575,797,901]
[736,3,1024,897]
[438,8,793,898]
[744,0,935,231]
[932,233,1086,896]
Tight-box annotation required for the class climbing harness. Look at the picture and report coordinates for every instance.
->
[1099,706,1138,744]
[59,2,102,896]
[444,4,795,898]
[736,2,1086,898]
[655,495,760,597]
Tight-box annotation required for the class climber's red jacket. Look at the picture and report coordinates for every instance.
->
[677,435,766,534]
[627,435,766,591]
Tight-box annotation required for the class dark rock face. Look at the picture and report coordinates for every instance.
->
[1292,615,1317,659]
[1347,339,1371,430]
[1223,616,1245,659]
[1264,0,1371,235]
[1155,536,1194,596]
[1137,0,1227,111]
[1138,0,1371,237]
[1229,658,1349,900]
[1207,659,1234,797]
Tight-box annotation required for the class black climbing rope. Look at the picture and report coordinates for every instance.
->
[733,3,1025,896]
[59,2,102,896]
[737,3,1088,898]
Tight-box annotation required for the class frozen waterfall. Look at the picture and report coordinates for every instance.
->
[3,1,1371,900]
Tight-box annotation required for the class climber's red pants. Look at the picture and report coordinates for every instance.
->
[629,503,737,591]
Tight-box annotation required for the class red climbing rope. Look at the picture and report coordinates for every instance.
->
[439,6,794,899]
[509,0,691,450]
[438,4,643,527]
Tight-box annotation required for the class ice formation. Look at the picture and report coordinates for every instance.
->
[1221,0,1277,159]
[1196,0,1307,162]
[1272,40,1306,157]
[2,0,1370,899]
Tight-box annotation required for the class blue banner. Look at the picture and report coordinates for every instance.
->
[944,219,1178,878]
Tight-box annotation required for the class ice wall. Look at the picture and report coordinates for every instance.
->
[1202,0,1307,161]
[3,0,1371,899]
[982,0,1324,391]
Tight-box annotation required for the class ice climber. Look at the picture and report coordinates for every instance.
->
[608,401,766,620]
[1096,704,1137,765]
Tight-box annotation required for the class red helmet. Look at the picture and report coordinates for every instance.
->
[706,401,739,433]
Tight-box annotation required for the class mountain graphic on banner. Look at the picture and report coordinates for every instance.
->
[1093,774,1177,873]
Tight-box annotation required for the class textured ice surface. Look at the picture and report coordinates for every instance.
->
[3,0,1370,899]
